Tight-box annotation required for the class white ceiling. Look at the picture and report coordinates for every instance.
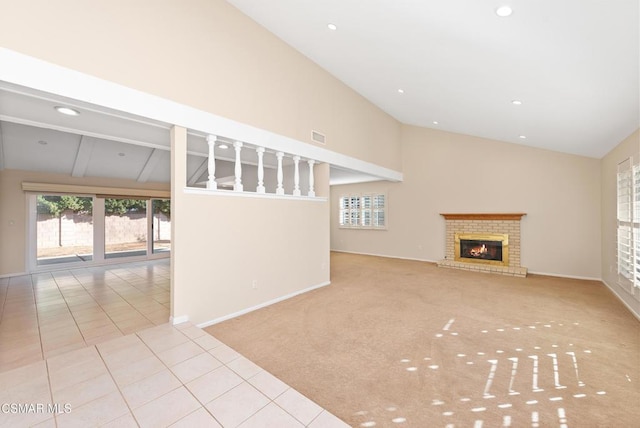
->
[227,0,639,158]
[3,1,636,188]
[0,83,381,185]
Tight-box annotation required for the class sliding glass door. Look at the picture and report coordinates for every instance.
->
[29,194,169,270]
[104,198,148,259]
[152,199,171,254]
[36,195,94,266]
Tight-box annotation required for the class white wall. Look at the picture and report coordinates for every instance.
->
[171,127,330,325]
[600,129,640,318]
[0,0,401,172]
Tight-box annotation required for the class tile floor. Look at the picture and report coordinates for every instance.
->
[0,322,348,427]
[0,260,349,427]
[0,260,171,373]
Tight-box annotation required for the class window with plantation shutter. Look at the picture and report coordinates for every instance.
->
[617,157,640,289]
[338,193,387,229]
[373,194,386,228]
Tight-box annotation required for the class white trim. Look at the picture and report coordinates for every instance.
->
[601,279,640,321]
[27,194,36,272]
[526,270,601,281]
[330,249,603,281]
[0,48,403,183]
[171,315,189,325]
[197,281,331,328]
[184,187,327,202]
[0,271,28,279]
[330,249,437,264]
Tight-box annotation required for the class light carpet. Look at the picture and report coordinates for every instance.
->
[206,252,640,427]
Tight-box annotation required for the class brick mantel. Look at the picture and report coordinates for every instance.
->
[440,213,527,221]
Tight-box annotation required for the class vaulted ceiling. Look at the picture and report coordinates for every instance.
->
[1,1,637,188]
[228,0,639,158]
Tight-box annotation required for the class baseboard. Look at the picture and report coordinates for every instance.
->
[170,315,189,325]
[0,271,28,279]
[331,249,605,282]
[527,270,601,281]
[601,279,640,322]
[197,281,332,329]
[330,249,438,264]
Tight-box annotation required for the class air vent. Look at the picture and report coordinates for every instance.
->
[311,130,326,145]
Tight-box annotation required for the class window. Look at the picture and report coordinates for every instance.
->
[617,157,640,289]
[339,193,387,229]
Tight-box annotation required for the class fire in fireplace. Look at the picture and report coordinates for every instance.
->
[454,233,509,266]
[460,240,502,261]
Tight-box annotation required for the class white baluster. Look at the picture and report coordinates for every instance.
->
[276,152,285,195]
[233,141,243,192]
[256,147,265,194]
[307,159,316,197]
[293,156,301,196]
[206,135,217,190]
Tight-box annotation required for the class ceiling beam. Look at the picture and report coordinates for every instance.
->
[137,149,164,182]
[187,158,209,186]
[71,136,95,177]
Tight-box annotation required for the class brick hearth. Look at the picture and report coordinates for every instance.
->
[437,213,527,277]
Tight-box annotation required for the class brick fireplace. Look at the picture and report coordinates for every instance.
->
[437,213,527,277]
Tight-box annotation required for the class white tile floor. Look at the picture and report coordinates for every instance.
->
[0,261,349,427]
[0,259,171,372]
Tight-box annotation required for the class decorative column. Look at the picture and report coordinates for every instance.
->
[293,156,301,196]
[233,141,243,192]
[206,135,217,190]
[307,159,316,197]
[256,147,265,194]
[276,152,285,195]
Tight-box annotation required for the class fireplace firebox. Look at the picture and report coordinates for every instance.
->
[454,233,509,266]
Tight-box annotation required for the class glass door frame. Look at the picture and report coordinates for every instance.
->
[150,198,171,255]
[27,193,170,272]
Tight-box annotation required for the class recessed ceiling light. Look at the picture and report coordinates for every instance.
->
[118,152,126,156]
[37,140,48,145]
[495,6,513,17]
[54,106,80,116]
[398,89,404,94]
[511,100,522,105]
[327,23,337,30]
[433,121,439,125]
[218,144,229,149]
[519,135,527,139]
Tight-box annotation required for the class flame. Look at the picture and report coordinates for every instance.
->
[469,244,487,257]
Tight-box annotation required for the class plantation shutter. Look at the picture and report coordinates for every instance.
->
[361,195,372,227]
[373,194,386,228]
[617,157,640,288]
[338,193,387,230]
[339,196,350,226]
[634,160,640,286]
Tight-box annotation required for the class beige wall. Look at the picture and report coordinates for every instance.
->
[0,0,401,171]
[0,169,169,276]
[331,126,602,279]
[600,129,640,316]
[171,127,330,325]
